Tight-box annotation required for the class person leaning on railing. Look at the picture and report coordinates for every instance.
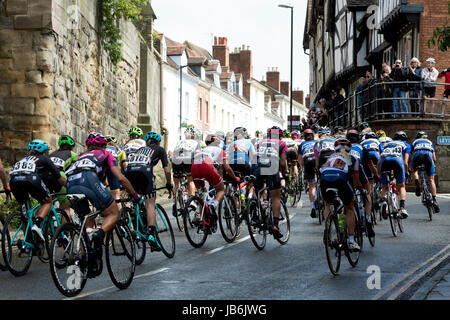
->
[379,65,394,119]
[391,59,409,118]
[408,57,423,116]
[422,58,440,117]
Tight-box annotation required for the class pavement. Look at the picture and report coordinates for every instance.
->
[412,257,450,300]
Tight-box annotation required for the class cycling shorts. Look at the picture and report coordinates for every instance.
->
[67,171,113,211]
[229,163,251,178]
[10,174,51,205]
[320,170,354,206]
[172,163,192,179]
[125,165,156,198]
[303,158,316,183]
[191,161,223,188]
[105,168,121,192]
[380,157,405,185]
[286,150,298,163]
[252,164,282,191]
[412,152,435,177]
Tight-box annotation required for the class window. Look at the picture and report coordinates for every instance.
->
[205,101,209,123]
[340,14,347,45]
[198,98,202,121]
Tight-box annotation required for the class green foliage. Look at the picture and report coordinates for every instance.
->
[181,122,195,128]
[99,0,147,67]
[0,195,38,223]
[427,1,450,52]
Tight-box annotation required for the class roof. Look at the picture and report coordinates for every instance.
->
[206,62,219,72]
[188,57,206,65]
[347,0,377,7]
[167,45,185,56]
[220,72,233,80]
[184,40,213,60]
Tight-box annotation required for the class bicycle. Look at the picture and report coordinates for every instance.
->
[381,171,404,237]
[119,187,175,262]
[370,178,382,224]
[1,193,70,276]
[323,188,363,276]
[286,165,299,207]
[355,189,375,247]
[49,194,136,297]
[313,178,325,225]
[415,166,435,221]
[0,190,12,271]
[173,174,190,232]
[218,177,244,243]
[245,176,290,250]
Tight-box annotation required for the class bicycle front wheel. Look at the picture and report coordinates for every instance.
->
[346,211,363,267]
[155,204,176,258]
[175,189,185,232]
[183,196,208,248]
[105,221,136,290]
[218,196,239,243]
[120,207,146,265]
[276,201,290,245]
[0,216,6,270]
[324,213,341,276]
[2,212,33,276]
[246,199,266,250]
[49,222,88,297]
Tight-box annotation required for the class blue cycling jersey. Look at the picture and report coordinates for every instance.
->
[361,138,383,154]
[228,139,254,166]
[380,140,411,159]
[299,140,317,161]
[411,138,435,154]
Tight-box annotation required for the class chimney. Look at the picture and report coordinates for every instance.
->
[280,81,290,96]
[213,36,229,68]
[305,94,310,107]
[292,90,304,105]
[266,67,280,91]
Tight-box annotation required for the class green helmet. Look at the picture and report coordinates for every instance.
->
[58,135,75,147]
[128,126,143,137]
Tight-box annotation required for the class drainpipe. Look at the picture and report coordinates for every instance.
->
[153,47,169,150]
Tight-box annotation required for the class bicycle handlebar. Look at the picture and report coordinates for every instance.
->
[0,190,12,204]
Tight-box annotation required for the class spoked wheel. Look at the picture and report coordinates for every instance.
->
[175,189,185,232]
[105,221,136,290]
[0,217,6,270]
[388,198,399,237]
[43,208,70,265]
[423,192,434,222]
[49,222,88,297]
[183,196,208,248]
[397,212,404,233]
[324,213,341,276]
[346,210,363,267]
[155,204,176,258]
[218,195,239,243]
[246,199,266,250]
[276,201,290,245]
[366,216,376,247]
[120,207,146,265]
[1,212,33,276]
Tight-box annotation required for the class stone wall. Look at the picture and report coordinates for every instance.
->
[0,0,160,163]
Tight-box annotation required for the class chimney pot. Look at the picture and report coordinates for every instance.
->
[214,36,217,45]
[242,45,245,50]
[247,46,250,50]
[224,37,228,45]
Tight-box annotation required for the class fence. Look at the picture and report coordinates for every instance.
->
[325,81,450,129]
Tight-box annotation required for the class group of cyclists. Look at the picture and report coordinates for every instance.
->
[0,120,440,276]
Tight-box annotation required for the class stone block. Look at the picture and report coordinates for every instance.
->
[0,58,13,70]
[25,71,43,84]
[42,71,55,84]
[36,49,56,72]
[35,98,55,115]
[11,84,40,98]
[0,70,25,84]
[38,84,52,98]
[12,50,36,71]
[0,85,10,97]
[0,29,32,48]
[32,33,55,51]
[2,97,35,115]
[14,15,43,30]
[6,0,29,16]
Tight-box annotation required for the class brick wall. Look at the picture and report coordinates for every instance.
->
[280,81,290,96]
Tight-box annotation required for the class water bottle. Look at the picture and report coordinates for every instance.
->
[338,213,346,234]
[261,200,269,211]
[240,189,246,207]
[86,228,95,242]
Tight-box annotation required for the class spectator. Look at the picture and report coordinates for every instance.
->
[330,90,345,127]
[379,65,394,119]
[408,57,423,116]
[438,66,450,117]
[391,59,409,118]
[317,98,328,126]
[422,58,440,117]
[356,77,365,121]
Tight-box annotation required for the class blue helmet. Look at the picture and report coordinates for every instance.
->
[145,131,162,143]
[28,139,49,153]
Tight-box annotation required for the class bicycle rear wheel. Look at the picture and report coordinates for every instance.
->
[346,210,363,267]
[276,201,290,245]
[324,213,341,276]
[105,221,136,290]
[120,207,146,265]
[1,212,33,276]
[246,199,266,250]
[183,196,208,248]
[49,222,88,297]
[44,208,70,265]
[218,195,239,243]
[367,216,376,247]
[423,189,434,222]
[0,216,6,270]
[388,197,398,237]
[155,204,176,258]
[175,189,185,232]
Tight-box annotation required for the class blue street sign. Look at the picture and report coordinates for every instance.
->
[437,136,450,145]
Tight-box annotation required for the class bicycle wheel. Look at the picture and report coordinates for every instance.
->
[1,212,33,276]
[155,204,176,258]
[324,213,341,276]
[246,199,266,250]
[346,210,363,267]
[276,200,290,245]
[120,207,146,265]
[389,197,398,237]
[183,196,208,248]
[105,221,136,290]
[49,222,88,297]
[0,216,6,270]
[175,189,185,232]
[397,212,404,233]
[218,195,239,243]
[43,208,70,265]
[366,216,376,247]
[424,189,434,222]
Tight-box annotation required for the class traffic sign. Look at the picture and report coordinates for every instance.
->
[437,136,450,145]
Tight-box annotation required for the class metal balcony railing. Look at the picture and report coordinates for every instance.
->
[325,81,450,129]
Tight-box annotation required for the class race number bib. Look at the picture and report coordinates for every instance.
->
[128,153,150,165]
[382,147,402,158]
[414,143,433,151]
[350,149,361,160]
[369,143,379,150]
[50,157,65,169]
[66,158,96,175]
[11,159,36,174]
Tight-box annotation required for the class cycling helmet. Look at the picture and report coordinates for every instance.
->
[215,131,225,141]
[128,126,143,137]
[145,131,162,143]
[291,131,300,139]
[267,126,283,138]
[58,135,75,147]
[324,127,331,136]
[28,139,49,153]
[105,135,117,144]
[282,130,291,138]
[416,131,427,139]
[334,138,352,153]
[346,129,360,142]
[376,130,386,139]
[394,131,408,141]
[184,127,196,138]
[234,127,248,137]
[205,134,220,146]
[364,132,378,140]
[86,132,107,147]
[333,126,344,135]
[359,122,370,131]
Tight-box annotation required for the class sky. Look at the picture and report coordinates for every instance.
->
[152,0,310,95]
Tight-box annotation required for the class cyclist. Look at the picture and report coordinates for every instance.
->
[227,127,255,178]
[10,140,66,240]
[361,131,383,179]
[332,126,345,139]
[377,130,392,144]
[125,131,173,251]
[298,129,318,218]
[191,134,239,233]
[49,135,78,216]
[282,130,300,182]
[314,127,335,171]
[253,126,288,239]
[378,131,411,219]
[0,157,11,195]
[66,132,139,270]
[359,122,371,132]
[172,127,201,214]
[124,126,146,156]
[347,130,375,237]
[292,131,304,146]
[411,131,439,213]
[105,135,128,204]
[215,130,227,151]
[320,138,362,251]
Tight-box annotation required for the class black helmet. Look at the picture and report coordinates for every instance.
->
[416,131,427,139]
[394,131,408,141]
[359,122,369,131]
[364,132,378,140]
[346,129,360,142]
[234,127,248,138]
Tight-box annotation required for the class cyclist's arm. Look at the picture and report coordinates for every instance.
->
[280,153,288,176]
[432,151,437,163]
[46,157,66,187]
[110,166,136,196]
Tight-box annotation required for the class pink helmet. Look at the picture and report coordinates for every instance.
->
[267,126,283,138]
[291,131,300,139]
[86,132,107,147]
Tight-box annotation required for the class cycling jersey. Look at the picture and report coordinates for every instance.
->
[49,150,78,172]
[299,140,317,162]
[314,137,336,156]
[227,138,254,166]
[193,145,226,167]
[255,139,287,168]
[173,139,200,165]
[106,145,127,165]
[350,143,369,187]
[282,138,298,152]
[379,140,411,185]
[379,136,392,144]
[380,140,411,159]
[411,138,435,177]
[66,149,117,181]
[124,138,146,156]
[192,145,227,188]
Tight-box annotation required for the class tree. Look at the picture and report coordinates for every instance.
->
[427,1,450,52]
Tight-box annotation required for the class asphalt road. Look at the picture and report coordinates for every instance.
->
[0,192,449,300]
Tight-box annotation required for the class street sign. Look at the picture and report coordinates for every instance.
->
[437,136,450,145]
[288,115,301,129]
